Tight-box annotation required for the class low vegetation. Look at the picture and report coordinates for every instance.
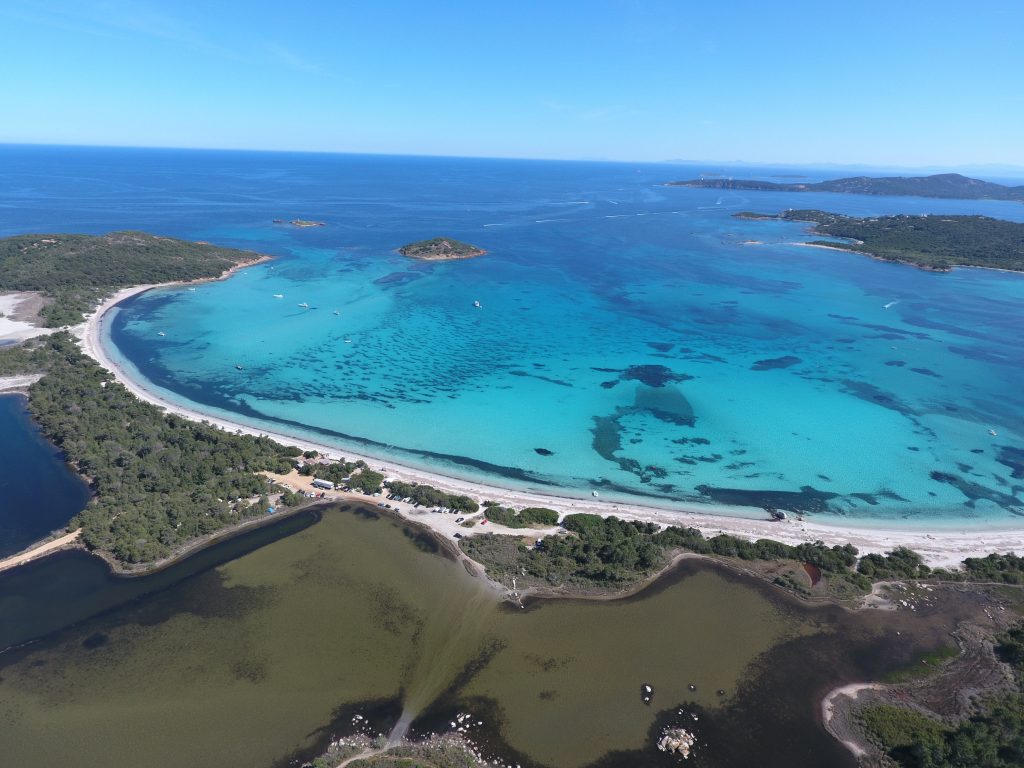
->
[0,231,264,326]
[397,237,485,261]
[858,623,1024,768]
[460,513,921,592]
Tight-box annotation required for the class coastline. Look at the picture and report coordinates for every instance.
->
[69,273,1024,570]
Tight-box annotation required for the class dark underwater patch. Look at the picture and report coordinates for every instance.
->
[694,484,839,514]
[373,271,423,285]
[646,341,674,352]
[911,367,941,378]
[621,364,693,387]
[509,370,573,387]
[751,355,801,371]
[885,360,906,367]
[840,379,916,417]
[633,384,696,427]
[996,446,1024,480]
[81,632,109,650]
[929,471,1023,508]
[534,448,554,456]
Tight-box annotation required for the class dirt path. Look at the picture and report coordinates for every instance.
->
[0,529,81,573]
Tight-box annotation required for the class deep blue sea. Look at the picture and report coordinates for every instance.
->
[0,394,90,556]
[2,145,1023,528]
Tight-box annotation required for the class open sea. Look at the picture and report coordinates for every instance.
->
[2,145,1023,528]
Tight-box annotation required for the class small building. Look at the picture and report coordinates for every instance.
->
[311,479,335,490]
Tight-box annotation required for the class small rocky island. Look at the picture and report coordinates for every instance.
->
[398,237,486,261]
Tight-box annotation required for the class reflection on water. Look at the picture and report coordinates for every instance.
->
[0,505,972,768]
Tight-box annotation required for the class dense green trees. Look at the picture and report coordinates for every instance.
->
[0,231,265,326]
[778,210,1024,272]
[4,333,300,563]
[461,513,951,593]
[481,505,557,527]
[347,469,384,495]
[386,480,479,512]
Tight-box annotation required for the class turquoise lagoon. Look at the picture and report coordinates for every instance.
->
[2,146,1023,527]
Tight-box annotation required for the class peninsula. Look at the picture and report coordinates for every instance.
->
[668,172,1024,202]
[0,231,268,327]
[740,210,1024,272]
[398,237,486,260]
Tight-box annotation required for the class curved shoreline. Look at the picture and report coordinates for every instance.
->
[73,275,1024,570]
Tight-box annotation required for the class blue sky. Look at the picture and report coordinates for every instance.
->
[2,0,1023,168]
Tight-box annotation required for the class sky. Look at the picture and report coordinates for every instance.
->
[2,0,1023,168]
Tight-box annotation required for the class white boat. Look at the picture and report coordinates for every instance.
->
[273,294,284,299]
[989,429,998,436]
[333,310,340,315]
[344,339,352,344]
[298,302,309,308]
[473,300,482,308]
[157,331,166,337]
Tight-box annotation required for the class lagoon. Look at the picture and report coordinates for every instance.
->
[0,503,972,768]
[0,394,89,557]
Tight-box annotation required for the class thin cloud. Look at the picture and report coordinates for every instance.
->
[267,42,319,74]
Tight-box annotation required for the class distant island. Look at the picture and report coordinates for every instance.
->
[668,172,1024,202]
[739,209,1024,272]
[398,237,486,261]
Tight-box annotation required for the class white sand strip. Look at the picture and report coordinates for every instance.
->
[72,278,1024,570]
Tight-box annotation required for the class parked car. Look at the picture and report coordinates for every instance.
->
[455,517,464,523]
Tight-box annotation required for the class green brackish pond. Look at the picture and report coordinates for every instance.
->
[0,505,971,768]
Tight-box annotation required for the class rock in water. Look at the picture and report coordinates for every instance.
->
[657,727,696,759]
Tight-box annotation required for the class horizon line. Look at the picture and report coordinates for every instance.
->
[3,140,1024,176]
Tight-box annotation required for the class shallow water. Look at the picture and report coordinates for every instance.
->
[0,504,975,768]
[0,394,89,556]
[2,146,1023,525]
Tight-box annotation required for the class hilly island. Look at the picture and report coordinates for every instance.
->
[739,210,1024,272]
[669,172,1024,202]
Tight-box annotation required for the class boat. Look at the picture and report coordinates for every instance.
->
[298,302,309,308]
[333,310,340,315]
[157,331,166,337]
[273,294,284,299]
[344,339,352,344]
[989,429,998,436]
[473,300,481,308]
[235,364,244,370]
[641,684,653,704]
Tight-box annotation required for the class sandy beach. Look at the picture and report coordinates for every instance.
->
[0,292,54,345]
[70,273,1024,570]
